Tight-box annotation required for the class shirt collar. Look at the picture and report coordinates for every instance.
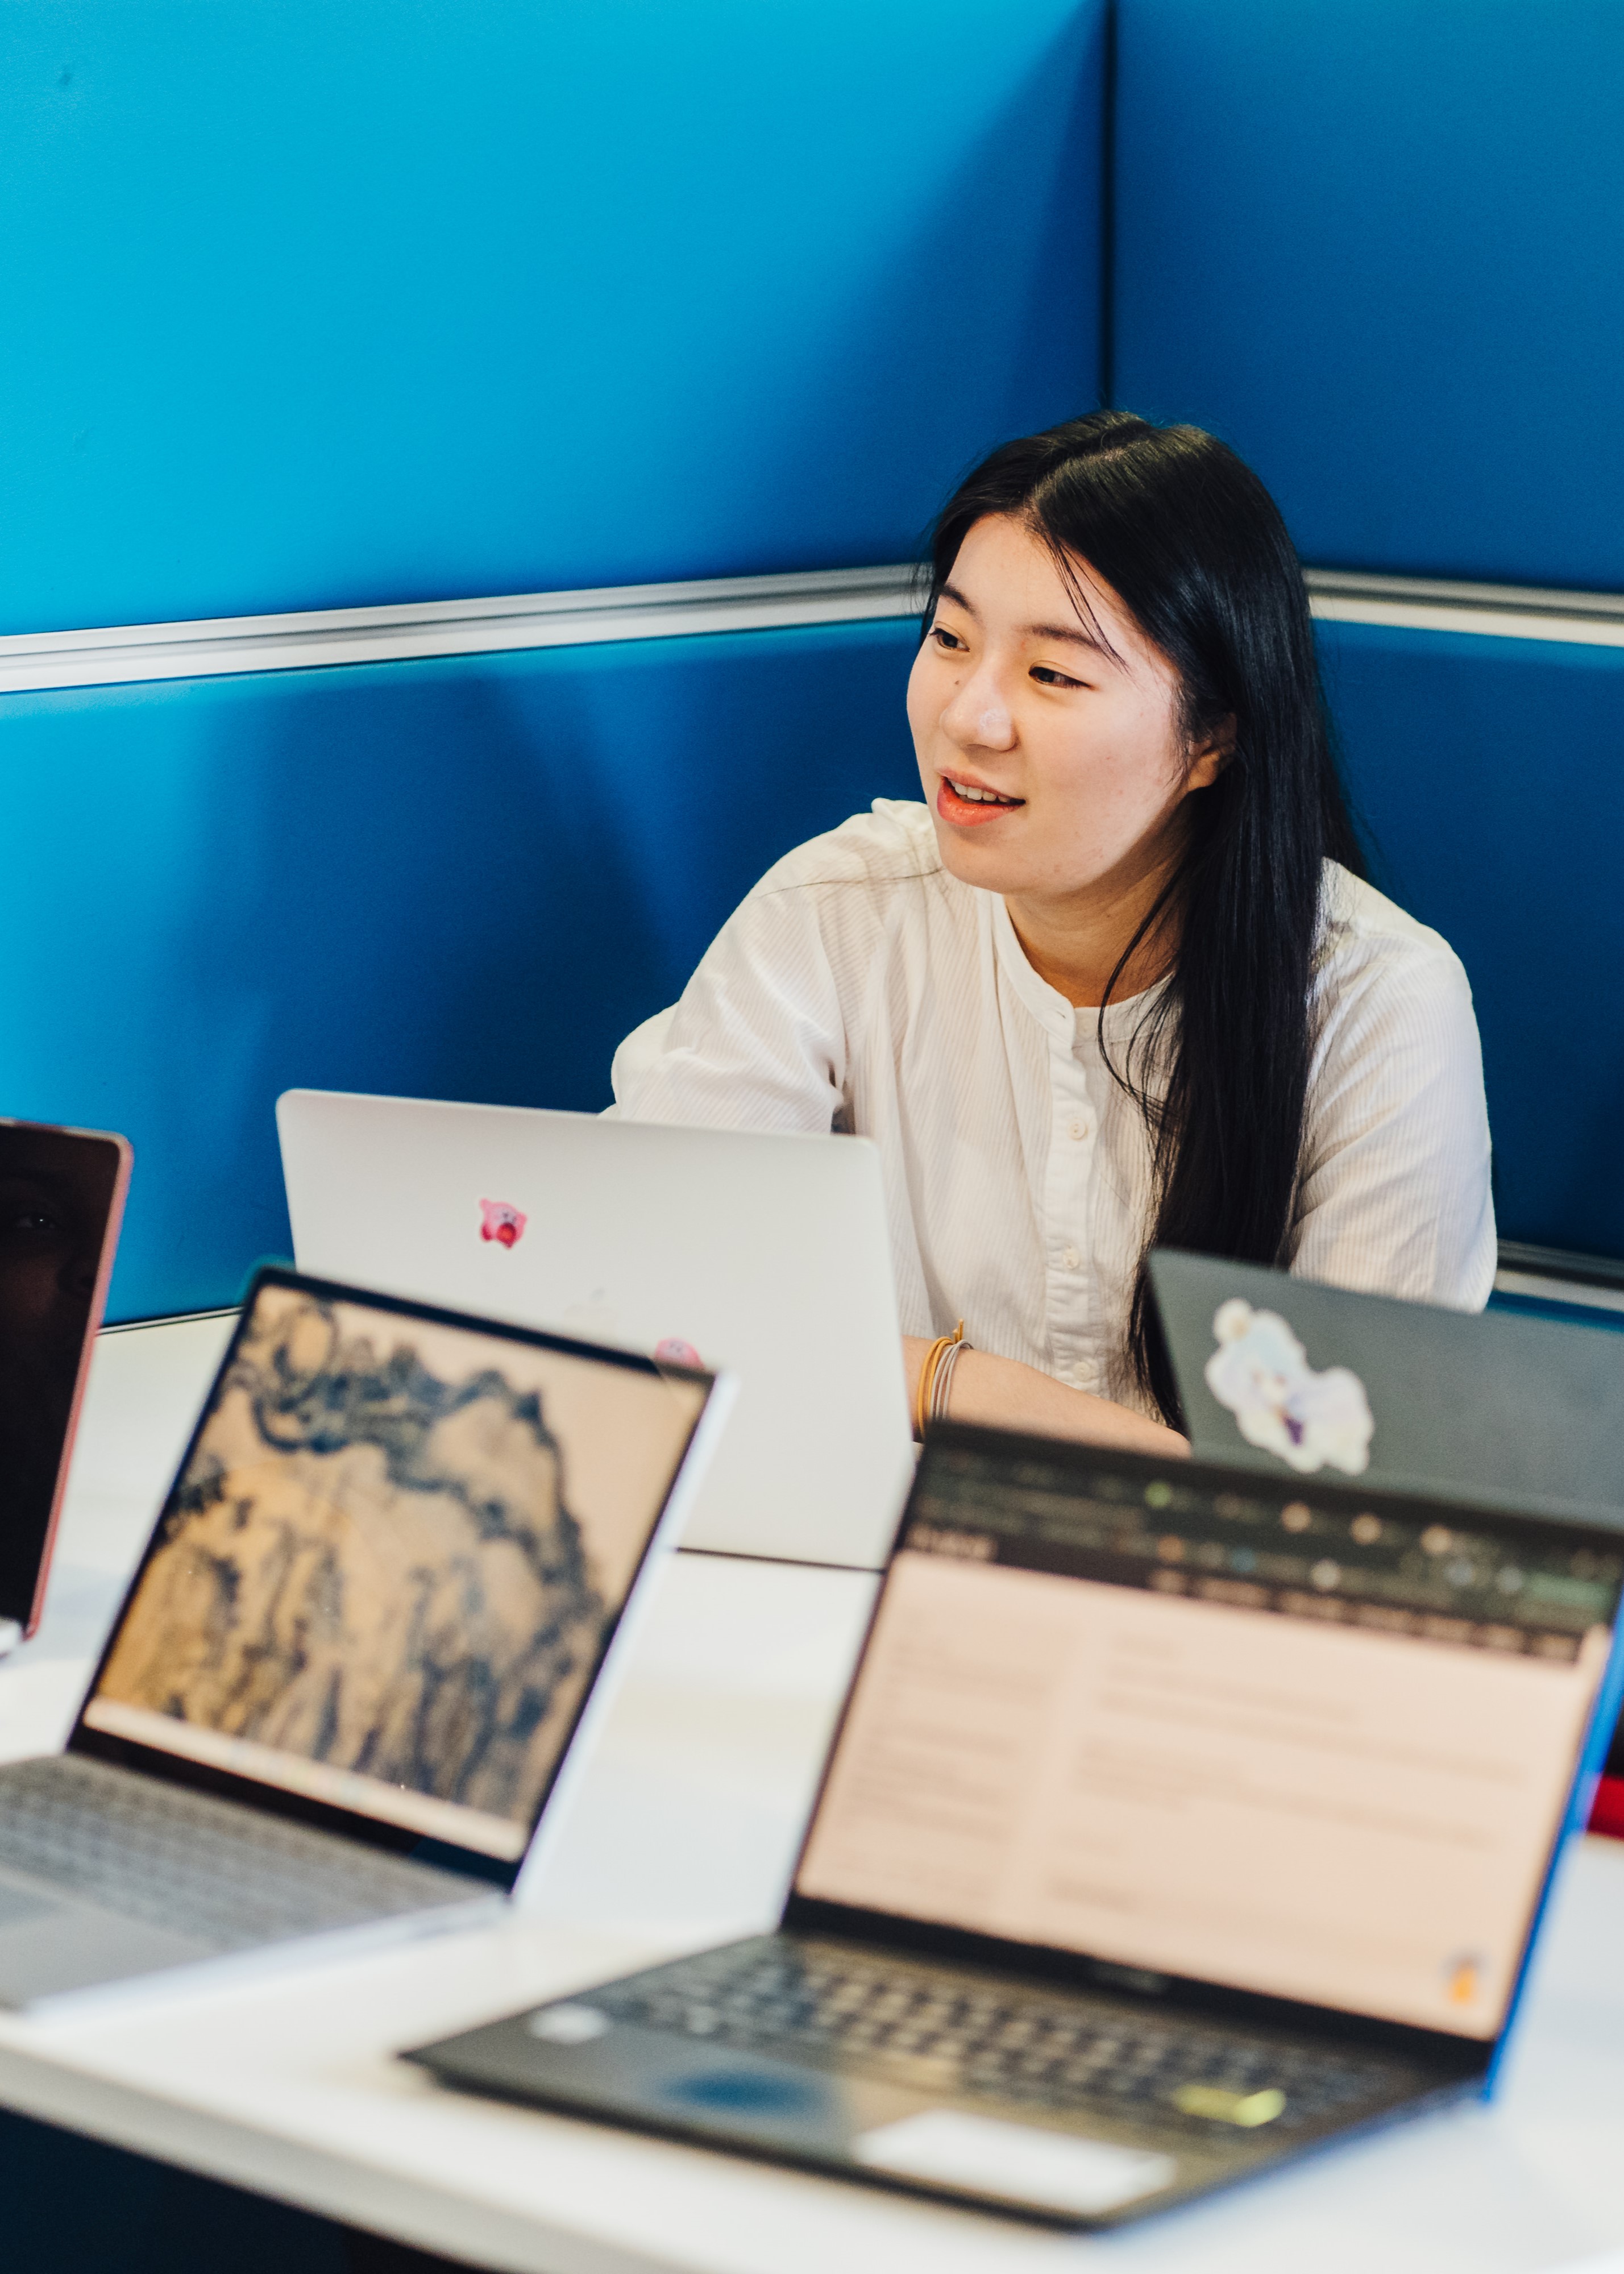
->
[991,893,1075,1039]
[991,893,1170,1047]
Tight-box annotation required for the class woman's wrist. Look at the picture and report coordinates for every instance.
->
[940,1344,1188,1458]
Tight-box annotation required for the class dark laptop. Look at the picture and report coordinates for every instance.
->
[0,1118,130,1655]
[0,1266,720,2010]
[1148,1248,1624,1526]
[407,1422,1623,2227]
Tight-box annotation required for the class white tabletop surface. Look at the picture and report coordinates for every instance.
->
[2,1317,1624,2273]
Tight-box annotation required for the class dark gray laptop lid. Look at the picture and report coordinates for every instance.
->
[1149,1250,1624,1527]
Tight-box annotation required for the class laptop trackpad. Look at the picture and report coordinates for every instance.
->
[0,1883,219,2006]
[855,2110,1176,2215]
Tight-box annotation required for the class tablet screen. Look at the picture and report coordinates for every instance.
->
[0,1123,126,1626]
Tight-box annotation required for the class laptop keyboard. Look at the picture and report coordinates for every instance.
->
[0,1754,485,1952]
[585,1937,1406,2133]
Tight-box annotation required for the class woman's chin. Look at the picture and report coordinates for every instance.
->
[931,815,1028,891]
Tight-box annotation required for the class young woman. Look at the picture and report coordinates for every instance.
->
[612,413,1495,1453]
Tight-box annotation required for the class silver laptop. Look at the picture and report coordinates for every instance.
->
[276,1090,914,1570]
[409,1422,1624,2227]
[0,1266,724,2012]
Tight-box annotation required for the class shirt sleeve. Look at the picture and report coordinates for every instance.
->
[610,873,850,1132]
[1291,942,1497,1311]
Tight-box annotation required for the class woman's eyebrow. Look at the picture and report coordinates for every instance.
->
[1021,619,1112,655]
[940,582,1119,663]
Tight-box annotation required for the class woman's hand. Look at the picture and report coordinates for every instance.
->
[903,1336,1189,1458]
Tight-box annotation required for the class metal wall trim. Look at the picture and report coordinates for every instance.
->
[1307,568,1624,651]
[0,565,924,695]
[6,562,1624,695]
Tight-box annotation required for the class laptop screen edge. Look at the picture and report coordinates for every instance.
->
[67,1263,718,1891]
[781,1421,1622,2076]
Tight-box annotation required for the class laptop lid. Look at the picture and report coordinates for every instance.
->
[788,1424,1624,2060]
[275,1089,914,1568]
[70,1267,724,1889]
[0,1120,131,1640]
[1148,1250,1624,1527]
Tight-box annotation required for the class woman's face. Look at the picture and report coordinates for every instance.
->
[907,513,1226,904]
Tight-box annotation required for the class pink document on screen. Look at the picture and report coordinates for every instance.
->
[796,1550,1608,2035]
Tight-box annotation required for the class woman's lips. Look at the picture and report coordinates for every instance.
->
[937,775,1024,827]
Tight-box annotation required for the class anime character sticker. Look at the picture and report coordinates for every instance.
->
[1204,1298,1374,1476]
[478,1199,528,1250]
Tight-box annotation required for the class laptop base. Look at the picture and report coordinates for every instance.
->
[409,1932,1477,2228]
[0,1753,494,2010]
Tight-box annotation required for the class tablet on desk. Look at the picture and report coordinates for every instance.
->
[0,1118,130,1653]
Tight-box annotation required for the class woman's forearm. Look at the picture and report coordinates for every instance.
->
[903,1337,1188,1458]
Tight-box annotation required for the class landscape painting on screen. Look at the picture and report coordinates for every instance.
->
[94,1284,704,1837]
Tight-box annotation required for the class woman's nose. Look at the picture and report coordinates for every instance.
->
[940,669,1016,752]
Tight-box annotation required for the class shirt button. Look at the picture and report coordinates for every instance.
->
[1061,1245,1082,1271]
[1068,1117,1094,1142]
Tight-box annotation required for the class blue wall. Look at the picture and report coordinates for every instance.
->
[1107,0,1624,1279]
[23,612,1621,1321]
[0,622,921,1318]
[7,0,1624,1317]
[1112,0,1624,586]
[0,0,1105,632]
[1320,622,1624,1259]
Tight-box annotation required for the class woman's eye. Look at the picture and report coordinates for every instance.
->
[931,625,967,653]
[1030,664,1085,688]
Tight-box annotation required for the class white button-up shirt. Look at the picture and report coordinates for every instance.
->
[612,800,1496,1418]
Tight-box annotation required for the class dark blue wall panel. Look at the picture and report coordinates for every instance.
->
[1320,621,1624,1258]
[0,0,1104,634]
[1113,0,1624,587]
[0,623,921,1318]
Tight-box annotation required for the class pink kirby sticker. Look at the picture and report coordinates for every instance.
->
[478,1198,528,1249]
[653,1337,703,1368]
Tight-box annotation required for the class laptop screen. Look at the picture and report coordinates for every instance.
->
[79,1273,711,1863]
[794,1433,1622,2039]
[1148,1247,1624,1526]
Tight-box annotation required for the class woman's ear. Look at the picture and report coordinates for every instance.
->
[1185,714,1237,793]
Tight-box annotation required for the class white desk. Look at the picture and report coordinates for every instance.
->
[2,1321,1624,2274]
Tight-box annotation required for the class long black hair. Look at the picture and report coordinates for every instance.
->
[924,410,1364,1425]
